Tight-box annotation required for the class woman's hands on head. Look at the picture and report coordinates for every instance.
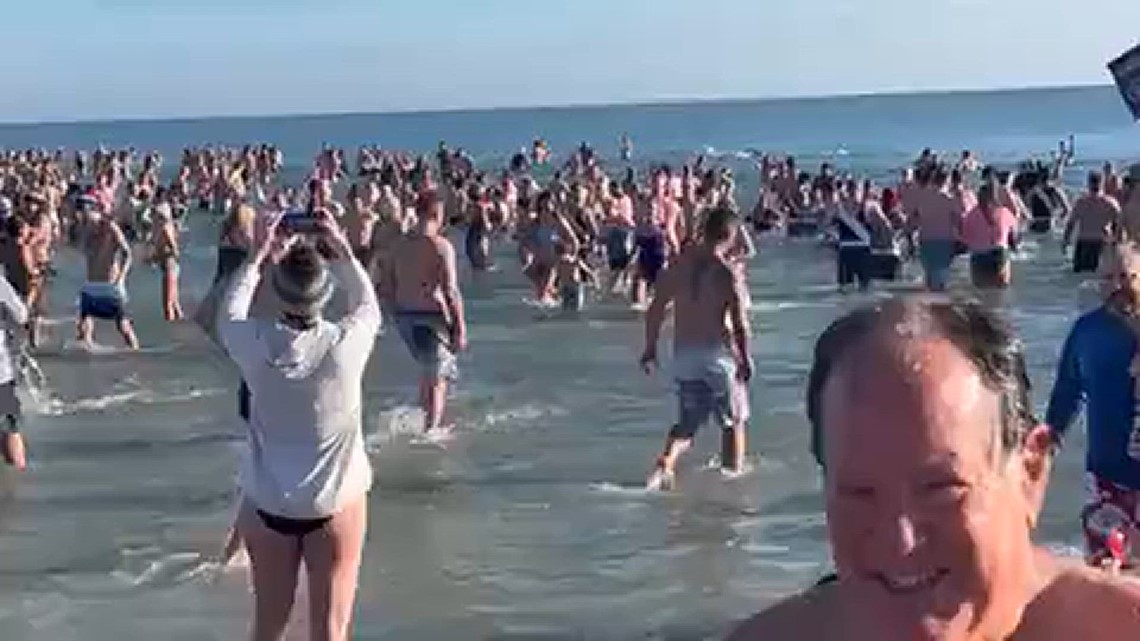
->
[253,212,299,264]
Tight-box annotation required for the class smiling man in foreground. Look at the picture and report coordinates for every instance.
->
[728,297,1140,640]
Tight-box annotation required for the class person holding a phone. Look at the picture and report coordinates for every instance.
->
[219,209,380,641]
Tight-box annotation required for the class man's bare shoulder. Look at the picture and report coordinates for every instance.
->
[726,585,837,641]
[1017,560,1140,639]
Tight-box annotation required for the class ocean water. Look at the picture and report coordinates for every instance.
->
[0,86,1132,640]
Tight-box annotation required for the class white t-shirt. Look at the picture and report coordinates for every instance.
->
[0,272,27,386]
[219,258,381,518]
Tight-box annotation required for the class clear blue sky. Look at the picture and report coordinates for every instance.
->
[1,0,1138,123]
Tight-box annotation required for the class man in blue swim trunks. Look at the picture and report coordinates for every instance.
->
[76,197,138,349]
[640,206,752,490]
[383,191,467,435]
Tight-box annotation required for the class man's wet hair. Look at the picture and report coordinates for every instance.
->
[702,206,740,243]
[806,297,1036,468]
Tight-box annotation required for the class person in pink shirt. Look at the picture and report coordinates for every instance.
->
[961,179,1020,288]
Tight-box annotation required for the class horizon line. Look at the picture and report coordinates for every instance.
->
[0,81,1114,129]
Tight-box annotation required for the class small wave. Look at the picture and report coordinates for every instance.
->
[38,316,74,328]
[588,482,657,497]
[41,387,225,416]
[367,405,423,451]
[42,341,176,358]
[111,551,211,588]
[44,390,147,414]
[409,428,456,448]
[1042,542,1085,560]
[481,403,568,428]
[521,296,560,310]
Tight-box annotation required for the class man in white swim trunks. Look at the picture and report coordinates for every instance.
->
[640,206,753,490]
[76,192,138,349]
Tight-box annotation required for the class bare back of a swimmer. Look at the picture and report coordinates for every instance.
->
[668,247,741,353]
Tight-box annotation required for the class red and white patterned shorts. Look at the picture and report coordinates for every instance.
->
[1081,474,1140,568]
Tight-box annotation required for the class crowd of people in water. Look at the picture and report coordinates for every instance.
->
[2,134,1140,639]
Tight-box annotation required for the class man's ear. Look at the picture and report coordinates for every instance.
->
[1018,424,1055,529]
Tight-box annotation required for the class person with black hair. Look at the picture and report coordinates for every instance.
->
[1027,170,1071,234]
[961,179,1019,289]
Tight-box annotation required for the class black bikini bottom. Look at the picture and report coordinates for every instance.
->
[256,509,332,538]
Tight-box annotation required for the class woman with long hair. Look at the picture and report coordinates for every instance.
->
[219,211,380,640]
[961,178,1020,289]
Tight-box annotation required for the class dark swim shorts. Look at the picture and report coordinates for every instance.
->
[79,283,128,321]
[394,310,458,380]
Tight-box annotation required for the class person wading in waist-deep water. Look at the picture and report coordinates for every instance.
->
[76,190,139,350]
[219,209,381,641]
[1047,242,1140,571]
[1062,171,1121,275]
[640,206,752,491]
[1119,165,1140,242]
[1026,170,1071,234]
[910,166,964,292]
[829,188,873,293]
[728,297,1140,641]
[960,178,1019,290]
[381,190,468,436]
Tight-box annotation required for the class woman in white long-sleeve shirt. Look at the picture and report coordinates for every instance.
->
[219,211,381,641]
[0,267,29,471]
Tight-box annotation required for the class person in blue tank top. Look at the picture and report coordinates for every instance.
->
[1046,241,1140,570]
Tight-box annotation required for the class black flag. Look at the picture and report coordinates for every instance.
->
[1109,42,1140,121]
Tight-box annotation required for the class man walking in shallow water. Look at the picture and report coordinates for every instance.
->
[76,192,139,350]
[382,191,468,436]
[640,206,752,490]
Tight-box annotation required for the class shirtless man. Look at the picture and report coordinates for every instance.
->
[77,195,138,349]
[640,206,752,490]
[1121,165,1140,241]
[1063,172,1121,274]
[382,191,467,435]
[728,297,1140,641]
[910,168,963,292]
